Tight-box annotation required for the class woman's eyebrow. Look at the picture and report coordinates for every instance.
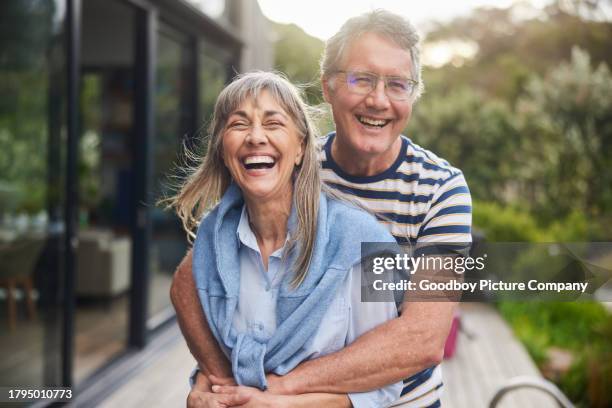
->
[264,110,288,119]
[229,110,249,119]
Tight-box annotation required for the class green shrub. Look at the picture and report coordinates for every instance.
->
[544,210,606,241]
[473,200,602,242]
[473,200,543,241]
[498,301,612,407]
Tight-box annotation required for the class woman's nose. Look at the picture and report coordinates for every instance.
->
[245,125,267,145]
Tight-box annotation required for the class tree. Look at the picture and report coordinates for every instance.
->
[271,22,324,105]
[424,2,612,102]
[518,47,612,217]
[409,87,520,203]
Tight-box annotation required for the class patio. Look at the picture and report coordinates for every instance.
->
[88,303,562,407]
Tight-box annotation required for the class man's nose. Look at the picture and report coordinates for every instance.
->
[245,125,267,145]
[365,79,391,109]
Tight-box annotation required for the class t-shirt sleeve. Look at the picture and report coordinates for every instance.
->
[418,172,472,245]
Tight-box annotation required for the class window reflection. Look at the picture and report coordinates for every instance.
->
[148,30,232,325]
[0,0,66,388]
[199,43,230,127]
[74,0,136,383]
[149,26,191,323]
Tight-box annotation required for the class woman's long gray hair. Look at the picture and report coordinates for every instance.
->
[167,71,321,287]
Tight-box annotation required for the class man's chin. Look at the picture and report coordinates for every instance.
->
[335,127,399,157]
[356,139,396,156]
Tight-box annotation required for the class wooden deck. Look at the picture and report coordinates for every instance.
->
[97,324,193,408]
[97,304,560,407]
[441,303,559,407]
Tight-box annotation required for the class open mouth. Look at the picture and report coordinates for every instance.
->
[356,115,391,128]
[242,155,276,170]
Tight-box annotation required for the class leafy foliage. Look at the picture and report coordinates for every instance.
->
[518,48,612,219]
[272,22,324,105]
[410,89,521,204]
[499,301,612,407]
[0,1,62,214]
[412,45,612,229]
[424,2,612,101]
[472,201,542,241]
[409,5,612,405]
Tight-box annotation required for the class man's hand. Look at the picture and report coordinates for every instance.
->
[187,390,251,408]
[211,382,351,408]
[188,372,249,408]
[209,376,276,407]
[210,384,283,408]
[209,375,237,387]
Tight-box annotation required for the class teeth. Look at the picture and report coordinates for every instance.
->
[244,156,275,165]
[358,116,388,126]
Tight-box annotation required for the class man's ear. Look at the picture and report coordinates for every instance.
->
[321,76,333,103]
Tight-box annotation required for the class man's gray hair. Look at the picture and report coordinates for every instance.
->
[320,9,424,100]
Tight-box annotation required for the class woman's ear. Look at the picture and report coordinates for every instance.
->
[295,140,305,166]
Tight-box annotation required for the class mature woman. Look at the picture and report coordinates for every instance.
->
[170,71,400,407]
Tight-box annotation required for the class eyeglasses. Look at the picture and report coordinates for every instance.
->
[335,70,418,101]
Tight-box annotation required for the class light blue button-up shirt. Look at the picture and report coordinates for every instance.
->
[232,205,402,407]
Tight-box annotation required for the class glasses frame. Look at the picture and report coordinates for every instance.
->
[334,70,418,101]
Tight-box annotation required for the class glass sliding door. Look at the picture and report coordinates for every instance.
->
[74,0,136,383]
[147,27,234,328]
[148,24,192,326]
[199,42,231,126]
[0,0,68,388]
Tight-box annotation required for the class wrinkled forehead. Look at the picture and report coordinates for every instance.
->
[338,32,414,76]
[225,87,292,118]
[226,88,286,115]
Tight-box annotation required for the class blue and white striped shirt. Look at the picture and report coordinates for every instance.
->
[320,132,472,407]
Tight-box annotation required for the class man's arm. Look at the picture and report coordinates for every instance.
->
[170,250,232,378]
[172,251,454,397]
[209,382,351,408]
[266,170,471,395]
[267,301,455,395]
[274,393,351,408]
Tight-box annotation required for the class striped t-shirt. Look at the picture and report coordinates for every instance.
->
[319,132,472,408]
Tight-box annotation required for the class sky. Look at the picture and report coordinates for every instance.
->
[256,0,552,40]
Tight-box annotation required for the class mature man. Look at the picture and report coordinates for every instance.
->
[171,10,472,408]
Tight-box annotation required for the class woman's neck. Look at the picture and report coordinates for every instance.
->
[244,191,292,269]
